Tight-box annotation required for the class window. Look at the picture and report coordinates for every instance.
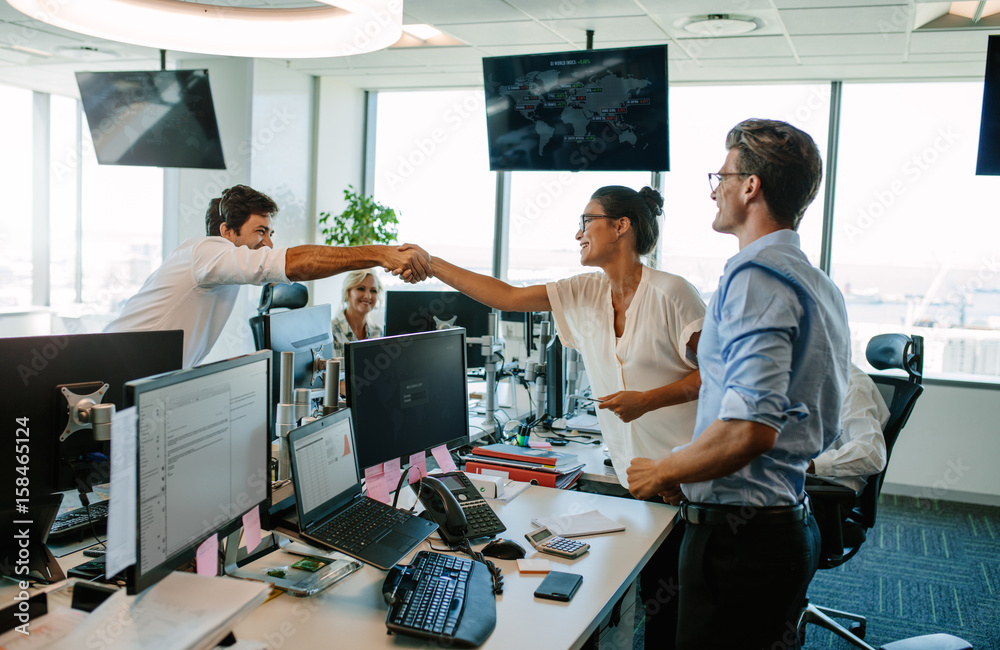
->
[507,171,651,284]
[658,84,831,297]
[831,82,1000,380]
[0,84,33,308]
[373,89,495,288]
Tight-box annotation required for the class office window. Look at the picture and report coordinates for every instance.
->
[831,82,1000,381]
[507,171,651,284]
[659,85,830,297]
[0,84,33,308]
[50,94,80,307]
[373,89,495,285]
[79,116,163,317]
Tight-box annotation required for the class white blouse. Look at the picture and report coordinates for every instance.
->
[547,265,705,487]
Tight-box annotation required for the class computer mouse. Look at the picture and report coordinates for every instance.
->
[481,538,526,560]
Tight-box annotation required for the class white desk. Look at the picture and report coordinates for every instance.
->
[234,486,677,649]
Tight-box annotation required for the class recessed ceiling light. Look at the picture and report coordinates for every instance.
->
[678,14,761,37]
[949,1,1000,20]
[402,24,441,41]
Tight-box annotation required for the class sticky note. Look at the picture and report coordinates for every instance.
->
[383,458,402,492]
[196,534,218,576]
[364,465,391,504]
[516,558,552,574]
[409,452,427,481]
[407,466,421,485]
[528,441,552,450]
[243,505,262,553]
[431,444,457,473]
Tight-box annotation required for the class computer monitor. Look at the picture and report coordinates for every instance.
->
[124,351,271,594]
[253,303,334,427]
[344,329,470,472]
[545,335,564,420]
[384,290,495,369]
[977,34,1000,175]
[0,331,183,500]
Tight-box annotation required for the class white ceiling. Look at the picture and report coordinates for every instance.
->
[0,0,997,96]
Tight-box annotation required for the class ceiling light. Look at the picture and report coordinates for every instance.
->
[6,0,403,59]
[402,24,441,41]
[10,44,52,57]
[678,14,760,37]
[949,1,1000,20]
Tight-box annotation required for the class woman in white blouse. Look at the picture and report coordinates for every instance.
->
[422,185,706,489]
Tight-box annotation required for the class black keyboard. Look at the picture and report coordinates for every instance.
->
[49,500,109,537]
[311,498,410,553]
[382,551,496,647]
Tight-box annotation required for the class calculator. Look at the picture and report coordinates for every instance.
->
[524,526,590,559]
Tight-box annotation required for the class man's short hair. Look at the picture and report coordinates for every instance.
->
[205,185,279,236]
[725,119,822,229]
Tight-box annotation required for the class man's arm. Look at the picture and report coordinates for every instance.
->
[285,244,430,283]
[810,369,888,477]
[430,256,551,312]
[627,419,778,500]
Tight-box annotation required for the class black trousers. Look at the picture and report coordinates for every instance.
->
[675,513,820,650]
[638,518,684,650]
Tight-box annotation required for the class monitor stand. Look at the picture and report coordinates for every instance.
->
[223,528,361,597]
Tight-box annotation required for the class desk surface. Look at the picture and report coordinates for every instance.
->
[235,486,677,650]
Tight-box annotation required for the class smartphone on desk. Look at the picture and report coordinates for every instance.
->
[534,571,583,602]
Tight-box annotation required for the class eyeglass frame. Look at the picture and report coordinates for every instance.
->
[707,172,747,192]
[579,213,620,232]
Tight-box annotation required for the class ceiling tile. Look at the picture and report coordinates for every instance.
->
[908,30,992,54]
[441,20,571,47]
[792,33,906,56]
[675,34,794,59]
[779,6,911,35]
[507,0,644,20]
[541,16,667,44]
[402,0,530,25]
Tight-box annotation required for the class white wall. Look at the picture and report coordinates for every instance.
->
[883,381,1000,505]
[310,76,367,312]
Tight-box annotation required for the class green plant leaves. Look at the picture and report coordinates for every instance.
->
[320,184,400,247]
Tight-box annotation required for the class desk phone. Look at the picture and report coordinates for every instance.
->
[415,472,506,544]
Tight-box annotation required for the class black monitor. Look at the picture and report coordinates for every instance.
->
[124,351,271,594]
[344,329,470,472]
[384,290,495,369]
[0,331,183,500]
[978,35,1000,175]
[482,44,669,172]
[545,335,564,420]
[75,69,225,169]
[253,304,334,425]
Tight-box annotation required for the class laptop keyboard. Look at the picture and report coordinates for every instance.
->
[312,498,412,553]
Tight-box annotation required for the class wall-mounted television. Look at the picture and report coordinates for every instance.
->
[482,44,668,172]
[977,35,1000,175]
[75,69,226,169]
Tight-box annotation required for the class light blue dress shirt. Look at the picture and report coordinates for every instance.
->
[681,230,850,507]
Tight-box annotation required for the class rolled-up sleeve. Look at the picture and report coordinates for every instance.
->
[193,239,290,287]
[716,265,808,432]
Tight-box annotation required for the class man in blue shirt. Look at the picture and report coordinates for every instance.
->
[628,119,850,649]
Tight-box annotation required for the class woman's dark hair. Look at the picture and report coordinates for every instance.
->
[590,185,662,256]
[205,184,279,236]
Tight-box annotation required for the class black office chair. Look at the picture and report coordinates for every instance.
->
[248,282,309,349]
[799,334,972,650]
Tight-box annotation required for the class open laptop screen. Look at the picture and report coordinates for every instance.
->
[289,410,359,529]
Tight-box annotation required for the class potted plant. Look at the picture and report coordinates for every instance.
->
[318,185,400,247]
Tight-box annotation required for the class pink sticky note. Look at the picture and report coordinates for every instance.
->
[383,458,402,492]
[364,465,391,504]
[407,466,421,485]
[529,441,552,450]
[431,445,457,473]
[196,534,218,576]
[409,452,427,481]
[243,505,262,553]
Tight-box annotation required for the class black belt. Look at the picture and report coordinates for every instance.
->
[679,501,809,527]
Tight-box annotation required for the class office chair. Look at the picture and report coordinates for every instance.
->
[248,282,309,349]
[799,334,972,650]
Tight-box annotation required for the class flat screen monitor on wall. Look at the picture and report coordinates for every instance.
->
[482,44,669,172]
[977,35,1000,175]
[75,69,226,169]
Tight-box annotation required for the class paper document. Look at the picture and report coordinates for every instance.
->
[106,406,137,578]
[0,608,88,649]
[532,509,625,537]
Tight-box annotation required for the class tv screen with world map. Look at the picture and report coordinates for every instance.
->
[482,44,668,172]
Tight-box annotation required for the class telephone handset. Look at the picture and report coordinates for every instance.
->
[415,472,507,545]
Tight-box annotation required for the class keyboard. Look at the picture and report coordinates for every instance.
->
[382,551,497,647]
[49,500,109,538]
[310,498,411,553]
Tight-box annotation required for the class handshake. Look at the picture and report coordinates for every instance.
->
[382,243,433,284]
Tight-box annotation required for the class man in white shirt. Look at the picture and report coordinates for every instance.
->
[105,185,430,368]
[808,363,890,493]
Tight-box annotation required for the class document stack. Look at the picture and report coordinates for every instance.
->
[463,443,585,489]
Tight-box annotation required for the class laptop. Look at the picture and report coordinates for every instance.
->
[288,409,437,570]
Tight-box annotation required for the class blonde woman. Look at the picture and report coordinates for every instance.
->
[331,269,384,358]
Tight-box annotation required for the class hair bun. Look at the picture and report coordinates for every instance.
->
[639,186,664,217]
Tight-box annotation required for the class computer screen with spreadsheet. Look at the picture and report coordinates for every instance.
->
[124,351,271,594]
